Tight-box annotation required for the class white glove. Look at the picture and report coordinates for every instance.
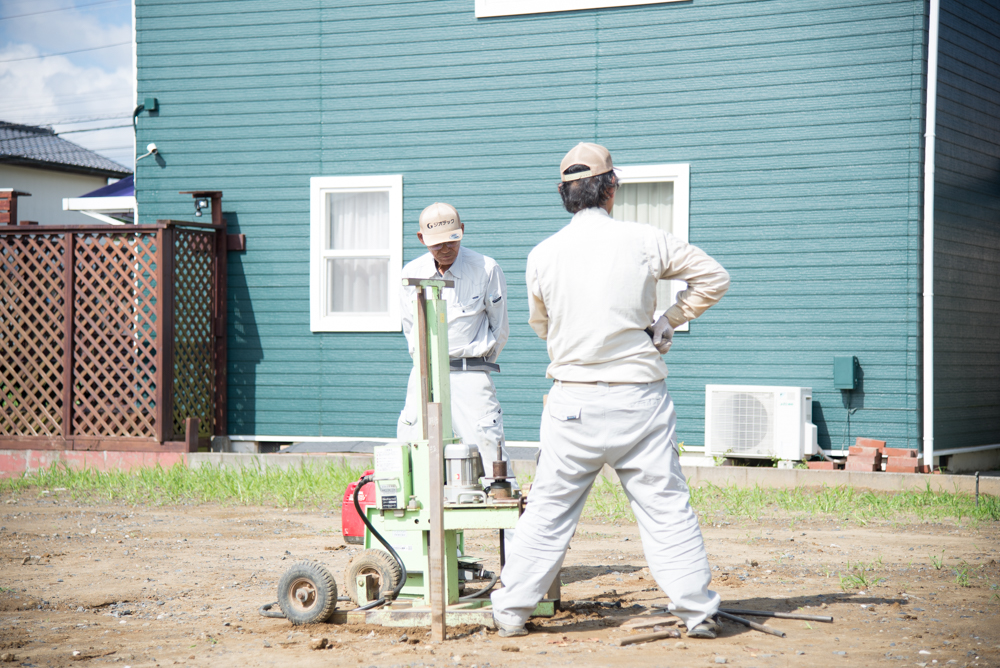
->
[650,315,674,354]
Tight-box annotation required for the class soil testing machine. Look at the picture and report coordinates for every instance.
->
[267,279,557,637]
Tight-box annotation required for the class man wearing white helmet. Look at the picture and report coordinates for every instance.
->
[397,202,513,484]
[491,143,730,639]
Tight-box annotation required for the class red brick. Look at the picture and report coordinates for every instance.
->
[847,454,882,465]
[846,460,880,472]
[807,461,840,470]
[887,456,921,467]
[855,437,886,450]
[883,447,917,458]
[886,463,921,473]
[849,445,882,456]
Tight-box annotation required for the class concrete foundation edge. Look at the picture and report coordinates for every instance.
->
[1,449,997,496]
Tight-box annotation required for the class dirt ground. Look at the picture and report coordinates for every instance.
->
[2,490,998,668]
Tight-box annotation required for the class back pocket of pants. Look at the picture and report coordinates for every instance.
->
[547,402,582,422]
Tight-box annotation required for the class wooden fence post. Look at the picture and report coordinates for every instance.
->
[156,226,175,444]
[61,233,75,441]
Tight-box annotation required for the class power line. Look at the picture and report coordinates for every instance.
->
[57,123,132,134]
[0,92,132,116]
[0,40,130,64]
[41,113,131,126]
[0,0,126,22]
[74,145,133,151]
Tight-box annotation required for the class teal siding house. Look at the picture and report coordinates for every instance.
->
[133,0,1000,469]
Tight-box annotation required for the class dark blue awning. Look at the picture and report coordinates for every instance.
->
[81,174,133,198]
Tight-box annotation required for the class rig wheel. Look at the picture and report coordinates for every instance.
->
[345,549,402,604]
[276,561,338,625]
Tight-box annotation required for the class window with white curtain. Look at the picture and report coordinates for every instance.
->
[310,175,403,332]
[610,163,691,331]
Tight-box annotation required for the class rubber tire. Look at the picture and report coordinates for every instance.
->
[345,549,403,604]
[276,561,338,625]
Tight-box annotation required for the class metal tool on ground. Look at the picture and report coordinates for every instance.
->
[614,628,681,646]
[621,615,677,631]
[719,607,833,623]
[716,610,786,638]
[263,278,557,637]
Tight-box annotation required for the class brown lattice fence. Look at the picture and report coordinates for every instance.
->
[1,220,227,451]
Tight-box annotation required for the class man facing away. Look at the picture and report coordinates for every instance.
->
[491,143,731,638]
[397,202,514,480]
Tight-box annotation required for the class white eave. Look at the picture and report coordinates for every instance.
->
[62,195,136,225]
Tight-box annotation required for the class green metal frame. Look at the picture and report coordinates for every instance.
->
[363,279,527,607]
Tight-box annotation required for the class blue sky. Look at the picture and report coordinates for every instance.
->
[0,0,134,168]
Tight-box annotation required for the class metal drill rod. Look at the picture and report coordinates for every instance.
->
[719,607,833,623]
[716,610,786,638]
[614,628,680,646]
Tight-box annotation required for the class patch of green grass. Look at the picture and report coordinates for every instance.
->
[838,559,885,591]
[5,462,998,527]
[953,561,972,588]
[0,460,368,509]
[582,478,999,525]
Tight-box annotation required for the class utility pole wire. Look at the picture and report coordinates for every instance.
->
[0,0,126,22]
[0,40,130,64]
[57,124,133,134]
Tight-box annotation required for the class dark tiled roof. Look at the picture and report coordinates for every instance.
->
[0,121,132,177]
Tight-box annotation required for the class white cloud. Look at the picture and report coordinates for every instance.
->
[0,1,134,169]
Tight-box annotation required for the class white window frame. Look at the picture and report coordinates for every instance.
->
[309,175,403,332]
[614,163,691,331]
[476,0,685,18]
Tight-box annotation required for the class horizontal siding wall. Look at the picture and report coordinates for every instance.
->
[136,0,924,448]
[934,0,1000,450]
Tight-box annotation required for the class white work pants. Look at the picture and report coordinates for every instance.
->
[491,380,719,629]
[398,366,516,553]
[397,367,512,480]
[396,368,507,464]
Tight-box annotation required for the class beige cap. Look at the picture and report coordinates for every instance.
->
[560,142,614,181]
[419,202,463,246]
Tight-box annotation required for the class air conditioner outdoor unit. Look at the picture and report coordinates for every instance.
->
[705,385,819,461]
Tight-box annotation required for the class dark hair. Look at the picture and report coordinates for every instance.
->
[557,164,617,213]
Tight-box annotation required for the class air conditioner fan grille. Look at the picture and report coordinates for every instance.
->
[710,391,774,454]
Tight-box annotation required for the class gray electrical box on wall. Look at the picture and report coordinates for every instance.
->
[834,356,859,390]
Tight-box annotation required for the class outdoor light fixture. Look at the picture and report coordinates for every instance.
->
[194,197,210,217]
[136,143,158,162]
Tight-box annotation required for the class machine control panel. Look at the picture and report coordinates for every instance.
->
[373,444,412,511]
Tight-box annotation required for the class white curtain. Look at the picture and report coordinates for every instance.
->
[326,191,390,312]
[612,181,675,310]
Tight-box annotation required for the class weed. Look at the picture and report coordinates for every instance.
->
[954,562,972,588]
[930,551,945,570]
[839,559,886,591]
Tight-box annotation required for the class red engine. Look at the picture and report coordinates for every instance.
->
[341,470,375,545]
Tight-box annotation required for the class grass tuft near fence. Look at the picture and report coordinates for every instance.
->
[2,463,997,526]
[0,461,367,508]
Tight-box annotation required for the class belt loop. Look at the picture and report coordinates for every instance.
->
[463,358,468,371]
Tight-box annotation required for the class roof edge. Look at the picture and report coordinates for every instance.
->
[0,156,133,178]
